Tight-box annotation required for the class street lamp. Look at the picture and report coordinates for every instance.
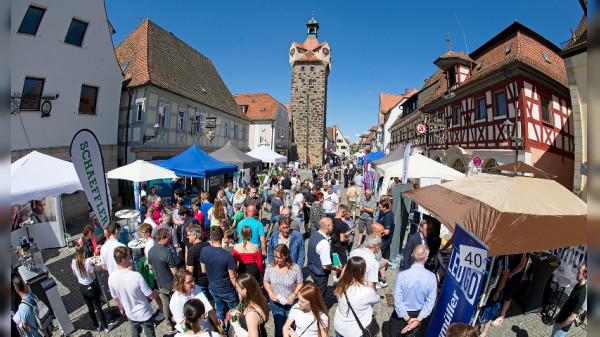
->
[501,119,524,162]
[143,123,164,143]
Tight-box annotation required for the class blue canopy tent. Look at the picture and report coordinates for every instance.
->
[365,150,385,161]
[156,144,237,178]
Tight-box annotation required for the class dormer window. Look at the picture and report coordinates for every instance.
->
[448,68,456,86]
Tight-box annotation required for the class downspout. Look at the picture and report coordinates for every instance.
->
[124,88,133,165]
[502,67,520,162]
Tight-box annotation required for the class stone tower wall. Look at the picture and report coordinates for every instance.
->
[290,62,329,166]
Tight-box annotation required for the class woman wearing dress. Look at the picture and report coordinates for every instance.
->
[308,192,325,236]
[175,299,219,337]
[332,256,380,337]
[71,245,113,332]
[283,283,329,337]
[208,199,229,228]
[263,244,303,337]
[229,274,270,337]
[170,269,215,333]
[232,226,264,281]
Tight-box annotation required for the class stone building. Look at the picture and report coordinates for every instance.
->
[289,15,331,166]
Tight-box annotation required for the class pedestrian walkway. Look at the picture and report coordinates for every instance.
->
[42,168,586,336]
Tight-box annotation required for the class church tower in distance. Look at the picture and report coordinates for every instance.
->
[289,14,331,166]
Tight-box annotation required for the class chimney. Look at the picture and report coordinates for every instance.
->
[405,88,410,95]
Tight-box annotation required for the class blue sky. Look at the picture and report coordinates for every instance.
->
[105,0,584,143]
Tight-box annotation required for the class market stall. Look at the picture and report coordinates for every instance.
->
[402,162,587,328]
[246,145,287,164]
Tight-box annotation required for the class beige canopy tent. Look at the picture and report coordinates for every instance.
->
[403,168,586,257]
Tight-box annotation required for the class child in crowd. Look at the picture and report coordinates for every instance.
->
[223,229,235,253]
[231,203,244,230]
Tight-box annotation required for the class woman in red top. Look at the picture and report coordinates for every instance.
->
[192,200,205,239]
[232,226,264,282]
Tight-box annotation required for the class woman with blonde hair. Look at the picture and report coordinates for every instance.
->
[232,226,264,281]
[71,245,113,332]
[233,188,246,208]
[208,198,228,228]
[170,269,214,333]
[228,274,270,337]
[283,283,329,337]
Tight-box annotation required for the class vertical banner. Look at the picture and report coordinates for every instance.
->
[70,129,111,228]
[424,223,489,337]
[401,144,411,184]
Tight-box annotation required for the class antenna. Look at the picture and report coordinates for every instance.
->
[446,33,451,51]
[455,12,469,55]
[125,16,146,24]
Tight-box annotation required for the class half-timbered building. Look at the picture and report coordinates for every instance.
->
[393,22,574,189]
[115,19,250,163]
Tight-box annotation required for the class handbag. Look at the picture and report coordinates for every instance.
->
[344,292,380,337]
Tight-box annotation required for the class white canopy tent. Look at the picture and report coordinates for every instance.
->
[11,151,83,205]
[107,160,178,182]
[246,145,286,164]
[376,153,466,194]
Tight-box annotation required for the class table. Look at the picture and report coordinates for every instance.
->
[128,238,147,250]
[115,209,140,219]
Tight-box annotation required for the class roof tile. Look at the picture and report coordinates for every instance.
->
[232,93,283,120]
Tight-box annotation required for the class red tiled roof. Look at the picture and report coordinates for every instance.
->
[115,19,246,120]
[293,38,328,62]
[439,51,475,63]
[379,93,404,114]
[420,21,568,111]
[561,14,587,56]
[232,93,283,120]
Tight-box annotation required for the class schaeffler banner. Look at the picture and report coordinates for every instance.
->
[424,223,489,337]
[70,129,111,228]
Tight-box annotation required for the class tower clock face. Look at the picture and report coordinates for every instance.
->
[290,48,295,56]
[322,48,329,55]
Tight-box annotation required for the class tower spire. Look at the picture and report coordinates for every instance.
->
[306,13,319,39]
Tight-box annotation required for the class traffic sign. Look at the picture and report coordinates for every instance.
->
[416,123,426,134]
[472,156,482,167]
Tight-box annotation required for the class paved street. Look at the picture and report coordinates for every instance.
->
[43,169,587,337]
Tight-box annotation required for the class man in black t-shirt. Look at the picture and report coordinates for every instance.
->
[185,225,213,302]
[552,262,587,336]
[331,204,354,284]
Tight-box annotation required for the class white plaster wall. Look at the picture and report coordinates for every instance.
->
[382,100,405,153]
[249,121,274,151]
[11,0,122,150]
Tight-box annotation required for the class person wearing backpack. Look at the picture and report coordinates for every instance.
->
[13,274,46,337]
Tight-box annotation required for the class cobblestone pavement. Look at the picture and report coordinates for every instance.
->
[43,168,586,337]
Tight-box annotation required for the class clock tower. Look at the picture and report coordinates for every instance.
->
[289,14,331,166]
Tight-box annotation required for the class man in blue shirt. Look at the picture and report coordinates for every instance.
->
[388,244,437,337]
[200,192,214,237]
[13,274,43,337]
[377,199,395,260]
[236,205,266,255]
[267,217,305,267]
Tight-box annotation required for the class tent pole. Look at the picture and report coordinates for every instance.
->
[471,256,496,326]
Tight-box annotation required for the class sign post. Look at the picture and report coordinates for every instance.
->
[424,223,489,337]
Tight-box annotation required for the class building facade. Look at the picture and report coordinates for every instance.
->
[11,0,123,220]
[561,11,587,199]
[392,22,574,189]
[115,19,250,164]
[233,93,290,154]
[289,15,331,166]
[332,125,351,158]
[379,90,416,153]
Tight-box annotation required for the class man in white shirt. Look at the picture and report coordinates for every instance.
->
[291,186,304,225]
[349,233,381,290]
[322,185,340,218]
[100,222,126,275]
[143,208,158,229]
[354,171,364,188]
[307,217,341,299]
[109,246,159,337]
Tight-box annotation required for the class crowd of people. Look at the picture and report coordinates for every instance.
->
[11,160,587,337]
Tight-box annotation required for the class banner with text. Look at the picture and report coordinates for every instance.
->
[70,129,111,228]
[425,223,489,337]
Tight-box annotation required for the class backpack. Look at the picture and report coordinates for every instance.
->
[21,296,51,337]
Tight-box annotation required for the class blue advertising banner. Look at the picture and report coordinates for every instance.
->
[424,223,489,337]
